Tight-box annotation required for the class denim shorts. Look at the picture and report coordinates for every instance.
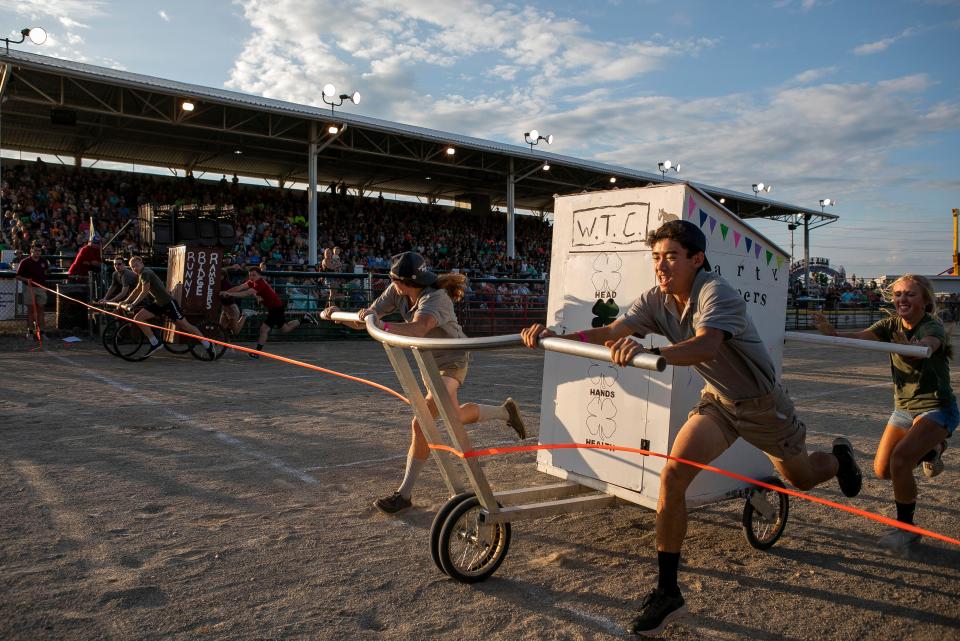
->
[888,400,959,437]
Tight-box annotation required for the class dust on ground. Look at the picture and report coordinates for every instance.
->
[1,336,958,640]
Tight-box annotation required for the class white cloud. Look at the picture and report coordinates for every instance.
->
[225,0,718,119]
[158,10,171,22]
[853,26,921,55]
[790,66,839,85]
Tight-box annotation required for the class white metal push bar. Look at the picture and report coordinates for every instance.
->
[784,331,931,359]
[325,311,666,371]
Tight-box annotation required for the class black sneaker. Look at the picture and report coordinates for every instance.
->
[373,491,411,514]
[504,398,527,440]
[627,588,687,637]
[832,437,862,498]
[248,350,260,360]
[142,342,164,359]
[204,342,216,359]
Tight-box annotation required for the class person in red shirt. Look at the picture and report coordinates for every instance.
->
[225,266,315,358]
[67,237,103,280]
[15,243,49,338]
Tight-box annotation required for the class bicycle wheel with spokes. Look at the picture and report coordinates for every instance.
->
[163,322,193,355]
[101,318,121,357]
[113,321,149,361]
[742,477,789,550]
[189,321,225,361]
[437,496,511,583]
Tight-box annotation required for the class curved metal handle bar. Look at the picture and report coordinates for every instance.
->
[784,331,931,359]
[326,311,666,372]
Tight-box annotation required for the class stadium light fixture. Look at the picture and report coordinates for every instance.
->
[327,125,339,135]
[752,182,772,196]
[609,177,617,184]
[523,130,553,150]
[719,197,725,204]
[542,162,550,171]
[233,149,243,155]
[657,160,680,178]
[322,84,362,115]
[4,27,47,53]
[446,146,456,156]
[181,100,195,112]
[819,198,835,212]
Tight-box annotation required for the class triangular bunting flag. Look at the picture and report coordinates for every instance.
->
[709,216,717,233]
[699,211,708,228]
[687,195,696,219]
[754,243,762,259]
[745,238,752,253]
[776,255,783,269]
[733,231,741,248]
[720,224,729,240]
[765,250,773,265]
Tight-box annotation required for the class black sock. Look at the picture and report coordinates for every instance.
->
[895,501,916,525]
[255,343,263,351]
[657,551,681,596]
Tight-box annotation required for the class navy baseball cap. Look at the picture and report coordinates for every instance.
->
[390,252,437,287]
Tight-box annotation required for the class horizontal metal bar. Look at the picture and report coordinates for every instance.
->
[325,311,666,371]
[479,494,618,525]
[784,331,930,358]
[492,482,593,507]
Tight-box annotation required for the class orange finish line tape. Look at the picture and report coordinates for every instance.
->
[34,281,960,547]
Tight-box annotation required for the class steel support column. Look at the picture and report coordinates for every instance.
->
[308,122,318,266]
[507,158,516,259]
[803,214,810,292]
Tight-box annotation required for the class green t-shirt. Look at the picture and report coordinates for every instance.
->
[139,268,172,305]
[867,314,955,412]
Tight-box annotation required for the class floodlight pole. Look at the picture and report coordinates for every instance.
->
[506,158,516,259]
[308,122,318,266]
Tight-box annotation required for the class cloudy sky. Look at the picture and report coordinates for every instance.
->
[1,0,958,278]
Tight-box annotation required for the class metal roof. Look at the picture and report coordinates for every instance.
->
[0,49,836,226]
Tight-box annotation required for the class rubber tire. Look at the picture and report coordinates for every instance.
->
[188,322,224,361]
[113,321,148,362]
[101,318,121,357]
[742,477,789,550]
[430,492,477,573]
[437,496,511,583]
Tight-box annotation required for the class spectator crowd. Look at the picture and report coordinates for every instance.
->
[0,159,551,279]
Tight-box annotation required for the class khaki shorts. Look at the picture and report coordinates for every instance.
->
[689,384,807,460]
[23,286,48,307]
[423,361,469,388]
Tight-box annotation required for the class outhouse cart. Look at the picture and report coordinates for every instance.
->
[327,183,805,583]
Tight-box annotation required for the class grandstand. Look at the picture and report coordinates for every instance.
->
[0,49,836,268]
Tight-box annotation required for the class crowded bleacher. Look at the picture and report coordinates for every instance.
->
[0,159,552,279]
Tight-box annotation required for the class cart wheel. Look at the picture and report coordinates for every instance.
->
[101,318,121,357]
[113,321,148,361]
[438,496,511,583]
[430,492,476,573]
[189,322,225,361]
[742,477,789,550]
[163,338,192,355]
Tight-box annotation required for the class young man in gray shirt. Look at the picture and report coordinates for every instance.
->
[521,220,862,637]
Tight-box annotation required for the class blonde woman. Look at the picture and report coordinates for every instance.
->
[325,252,526,513]
[814,274,956,550]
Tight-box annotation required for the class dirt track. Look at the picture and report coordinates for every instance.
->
[1,336,958,640]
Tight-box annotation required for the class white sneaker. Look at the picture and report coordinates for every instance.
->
[922,441,946,478]
[877,527,921,550]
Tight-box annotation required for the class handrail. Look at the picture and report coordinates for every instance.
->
[784,331,931,359]
[325,311,666,372]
